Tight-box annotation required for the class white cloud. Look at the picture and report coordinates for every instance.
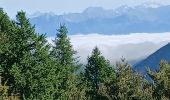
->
[47,32,170,64]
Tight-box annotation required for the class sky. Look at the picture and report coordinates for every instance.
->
[1,0,170,18]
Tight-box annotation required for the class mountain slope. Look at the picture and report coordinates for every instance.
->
[134,43,170,74]
[29,5,170,36]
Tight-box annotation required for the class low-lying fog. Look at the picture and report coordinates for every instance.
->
[47,32,170,65]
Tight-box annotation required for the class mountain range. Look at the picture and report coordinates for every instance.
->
[29,4,170,36]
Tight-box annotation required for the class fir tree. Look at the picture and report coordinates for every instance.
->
[51,25,77,71]
[11,11,60,99]
[84,47,116,100]
[50,25,80,99]
[0,10,59,99]
[148,60,170,99]
[116,58,154,100]
[0,9,16,91]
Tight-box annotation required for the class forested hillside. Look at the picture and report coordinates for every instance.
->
[1,9,170,100]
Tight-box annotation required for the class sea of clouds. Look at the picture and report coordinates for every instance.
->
[47,32,170,65]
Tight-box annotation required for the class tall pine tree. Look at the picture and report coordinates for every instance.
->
[0,10,60,99]
[51,25,78,71]
[84,47,116,100]
[50,25,80,99]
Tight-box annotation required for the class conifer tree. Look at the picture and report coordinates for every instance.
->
[58,74,87,100]
[0,8,22,99]
[51,25,78,71]
[0,9,20,96]
[50,25,80,99]
[11,11,61,99]
[116,58,154,100]
[84,47,116,99]
[148,60,170,99]
[0,10,59,99]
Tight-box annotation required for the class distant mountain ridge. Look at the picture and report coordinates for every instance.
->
[134,43,170,74]
[29,4,170,36]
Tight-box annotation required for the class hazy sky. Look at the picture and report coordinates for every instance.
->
[1,0,170,18]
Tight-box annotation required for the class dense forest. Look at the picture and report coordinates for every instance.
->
[0,9,170,100]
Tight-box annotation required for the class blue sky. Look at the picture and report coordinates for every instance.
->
[0,0,170,18]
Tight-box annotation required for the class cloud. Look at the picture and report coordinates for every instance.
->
[47,32,170,64]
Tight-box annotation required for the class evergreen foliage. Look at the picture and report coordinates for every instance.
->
[1,9,170,100]
[148,60,170,100]
[116,58,154,100]
[50,24,81,99]
[51,25,77,70]
[84,47,116,100]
